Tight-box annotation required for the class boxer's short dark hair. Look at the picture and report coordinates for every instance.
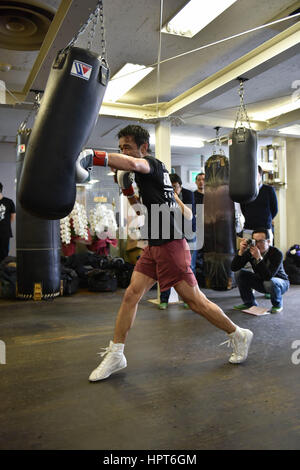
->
[118,125,150,149]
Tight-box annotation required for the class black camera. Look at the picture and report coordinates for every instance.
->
[246,239,256,247]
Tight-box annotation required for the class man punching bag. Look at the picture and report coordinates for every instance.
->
[16,129,61,299]
[204,154,236,290]
[18,46,109,219]
[229,79,258,204]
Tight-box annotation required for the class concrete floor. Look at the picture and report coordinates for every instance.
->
[0,284,299,450]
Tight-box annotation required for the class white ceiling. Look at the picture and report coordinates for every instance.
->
[0,0,300,156]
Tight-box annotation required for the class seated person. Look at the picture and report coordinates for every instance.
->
[231,228,289,313]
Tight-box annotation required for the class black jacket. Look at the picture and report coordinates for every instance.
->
[180,187,196,233]
[231,246,289,281]
[241,184,278,230]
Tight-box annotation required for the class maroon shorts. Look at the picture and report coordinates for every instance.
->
[134,238,198,291]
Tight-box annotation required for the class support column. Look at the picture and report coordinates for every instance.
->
[272,137,287,253]
[286,137,300,250]
[155,120,171,171]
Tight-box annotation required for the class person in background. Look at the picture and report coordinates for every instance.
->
[240,166,278,245]
[194,172,205,205]
[193,172,205,286]
[231,228,289,313]
[159,173,196,310]
[0,182,16,263]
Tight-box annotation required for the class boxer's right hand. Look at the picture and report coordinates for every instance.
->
[117,171,135,198]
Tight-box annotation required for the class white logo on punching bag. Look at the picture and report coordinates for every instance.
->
[71,60,93,81]
[0,203,5,221]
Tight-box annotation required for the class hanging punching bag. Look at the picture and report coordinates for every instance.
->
[18,46,109,219]
[204,154,236,290]
[229,127,258,204]
[16,130,61,299]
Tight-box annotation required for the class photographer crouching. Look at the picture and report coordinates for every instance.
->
[231,229,289,313]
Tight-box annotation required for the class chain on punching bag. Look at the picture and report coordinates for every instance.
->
[16,127,61,299]
[204,129,236,290]
[229,79,258,204]
[18,1,109,219]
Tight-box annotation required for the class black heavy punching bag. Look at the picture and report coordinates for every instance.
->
[204,154,236,290]
[229,127,258,204]
[18,47,109,219]
[16,130,61,299]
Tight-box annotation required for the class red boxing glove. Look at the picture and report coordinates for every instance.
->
[93,150,108,167]
[122,186,135,198]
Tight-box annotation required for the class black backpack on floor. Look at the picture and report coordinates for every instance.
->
[115,261,134,288]
[0,257,17,299]
[87,269,118,292]
[60,266,80,295]
[284,244,300,284]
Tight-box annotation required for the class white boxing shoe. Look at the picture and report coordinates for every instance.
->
[89,341,127,382]
[220,327,253,364]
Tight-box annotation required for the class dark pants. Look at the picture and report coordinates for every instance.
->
[0,237,9,263]
[235,269,289,308]
[160,288,171,304]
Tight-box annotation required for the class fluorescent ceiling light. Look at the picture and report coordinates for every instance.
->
[162,0,237,38]
[103,63,154,102]
[279,124,300,136]
[171,135,204,148]
[251,100,300,121]
[150,133,204,148]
